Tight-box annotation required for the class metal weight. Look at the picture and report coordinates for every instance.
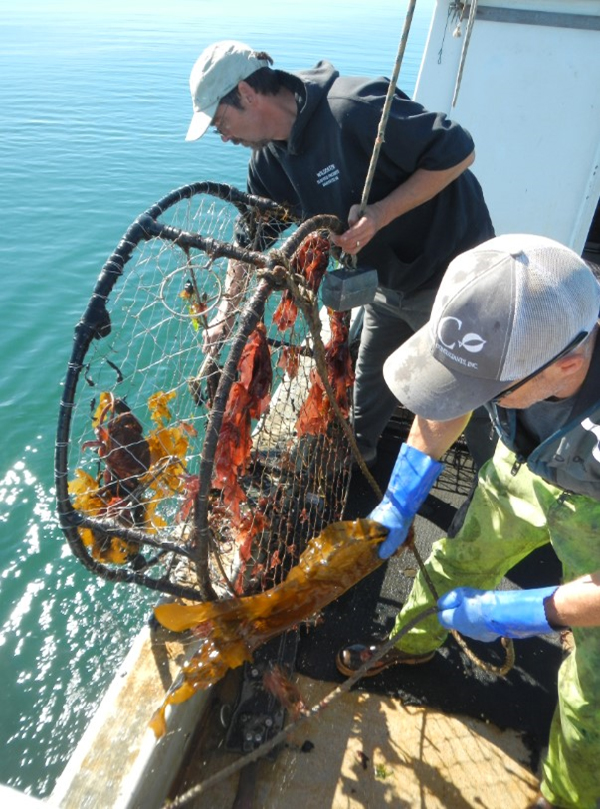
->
[321,265,378,311]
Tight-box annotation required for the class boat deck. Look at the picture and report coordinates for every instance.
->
[170,671,540,808]
[52,413,562,808]
[165,415,562,808]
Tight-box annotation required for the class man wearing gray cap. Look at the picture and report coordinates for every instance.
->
[184,39,495,469]
[337,234,600,809]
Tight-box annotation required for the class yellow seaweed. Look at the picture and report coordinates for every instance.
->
[151,518,389,736]
[69,389,194,562]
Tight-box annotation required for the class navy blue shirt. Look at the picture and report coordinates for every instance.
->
[246,61,494,292]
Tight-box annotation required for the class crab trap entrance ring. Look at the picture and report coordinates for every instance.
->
[55,181,353,602]
[157,264,223,321]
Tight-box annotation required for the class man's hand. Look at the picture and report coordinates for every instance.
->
[202,259,249,352]
[330,203,383,256]
[330,155,475,258]
[437,587,560,642]
[369,443,443,559]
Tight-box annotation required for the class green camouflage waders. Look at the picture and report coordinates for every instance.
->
[392,441,600,808]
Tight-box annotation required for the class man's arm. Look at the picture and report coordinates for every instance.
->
[370,413,472,559]
[203,259,249,350]
[332,153,475,256]
[546,573,600,627]
[438,574,600,642]
[407,412,472,460]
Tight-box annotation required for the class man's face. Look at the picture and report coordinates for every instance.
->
[211,100,272,150]
[492,330,591,409]
[494,359,584,409]
[494,368,561,409]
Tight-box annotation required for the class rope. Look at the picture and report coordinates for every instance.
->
[161,539,514,807]
[408,534,515,677]
[163,5,506,799]
[357,0,417,219]
[160,527,514,806]
[162,605,439,808]
[451,0,478,107]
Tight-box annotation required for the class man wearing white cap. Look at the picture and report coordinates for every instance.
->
[184,40,495,469]
[337,234,600,809]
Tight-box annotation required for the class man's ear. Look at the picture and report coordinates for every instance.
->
[237,81,254,104]
[556,353,586,377]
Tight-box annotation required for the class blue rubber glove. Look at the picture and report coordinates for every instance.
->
[437,586,560,642]
[369,443,443,559]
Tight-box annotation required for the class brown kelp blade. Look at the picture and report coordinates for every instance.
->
[151,518,388,735]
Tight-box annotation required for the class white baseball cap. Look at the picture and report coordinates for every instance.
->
[383,234,600,420]
[185,40,272,141]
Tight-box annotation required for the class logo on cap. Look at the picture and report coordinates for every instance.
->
[438,317,486,353]
[433,317,487,372]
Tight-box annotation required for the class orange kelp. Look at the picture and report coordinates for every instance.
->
[296,310,355,436]
[211,322,272,520]
[272,233,330,331]
[151,518,388,736]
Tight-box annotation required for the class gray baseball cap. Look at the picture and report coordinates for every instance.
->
[185,40,272,142]
[383,234,600,421]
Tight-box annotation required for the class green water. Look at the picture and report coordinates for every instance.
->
[0,0,432,796]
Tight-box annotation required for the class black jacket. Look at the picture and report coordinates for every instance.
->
[246,61,494,292]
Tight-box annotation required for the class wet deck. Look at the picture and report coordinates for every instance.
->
[167,416,561,808]
[52,414,562,809]
[171,672,540,808]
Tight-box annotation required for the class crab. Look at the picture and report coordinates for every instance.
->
[83,395,150,497]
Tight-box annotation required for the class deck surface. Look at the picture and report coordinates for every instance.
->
[171,672,540,808]
[168,419,561,808]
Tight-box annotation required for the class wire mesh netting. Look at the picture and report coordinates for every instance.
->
[55,182,359,602]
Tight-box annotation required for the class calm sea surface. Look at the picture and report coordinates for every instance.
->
[0,0,432,796]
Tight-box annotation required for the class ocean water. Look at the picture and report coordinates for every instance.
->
[0,0,433,797]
